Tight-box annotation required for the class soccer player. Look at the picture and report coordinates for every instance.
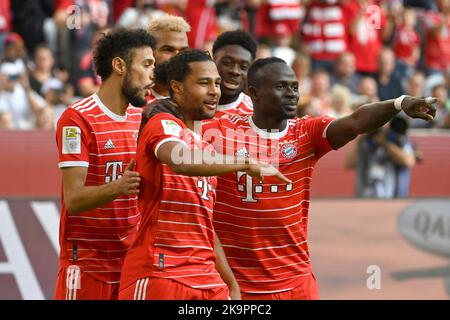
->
[145,14,190,104]
[211,30,257,118]
[203,57,436,300]
[118,50,290,300]
[55,29,156,300]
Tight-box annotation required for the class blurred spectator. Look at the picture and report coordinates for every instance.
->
[301,0,350,73]
[347,117,416,198]
[272,31,296,66]
[255,42,272,60]
[432,84,450,128]
[41,78,72,125]
[0,111,13,130]
[117,0,165,29]
[76,27,109,97]
[291,53,312,98]
[256,0,303,42]
[215,0,245,33]
[329,84,352,118]
[330,51,360,95]
[422,0,450,75]
[347,0,389,76]
[406,71,431,128]
[1,32,27,74]
[185,0,218,50]
[0,63,45,129]
[112,0,134,22]
[376,47,404,101]
[308,69,331,116]
[357,76,379,104]
[35,106,56,130]
[392,7,420,82]
[10,0,52,54]
[0,0,12,54]
[29,44,56,96]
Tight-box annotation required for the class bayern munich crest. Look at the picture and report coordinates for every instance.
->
[280,143,297,159]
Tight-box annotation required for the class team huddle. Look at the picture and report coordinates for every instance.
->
[54,15,437,300]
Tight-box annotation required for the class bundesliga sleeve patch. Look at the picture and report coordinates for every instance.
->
[62,126,81,154]
[161,119,182,137]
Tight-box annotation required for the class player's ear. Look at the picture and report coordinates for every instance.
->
[170,80,183,95]
[112,57,127,76]
[248,85,258,102]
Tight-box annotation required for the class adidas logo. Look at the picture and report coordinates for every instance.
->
[104,139,115,149]
[235,147,249,158]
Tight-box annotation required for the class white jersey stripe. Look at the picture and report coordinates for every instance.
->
[215,199,309,212]
[222,240,308,252]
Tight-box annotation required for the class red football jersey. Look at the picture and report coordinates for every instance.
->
[202,114,334,293]
[119,112,226,291]
[214,92,253,119]
[145,89,168,106]
[56,93,142,284]
[393,25,419,63]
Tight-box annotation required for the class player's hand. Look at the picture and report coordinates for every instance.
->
[228,284,242,300]
[402,96,437,121]
[115,159,141,195]
[245,163,292,184]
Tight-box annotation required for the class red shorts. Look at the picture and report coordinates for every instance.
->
[119,277,230,300]
[241,273,320,300]
[54,265,119,300]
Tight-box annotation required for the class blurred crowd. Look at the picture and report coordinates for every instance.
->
[1,0,450,130]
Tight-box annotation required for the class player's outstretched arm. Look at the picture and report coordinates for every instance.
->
[62,160,140,215]
[156,141,291,183]
[326,96,437,150]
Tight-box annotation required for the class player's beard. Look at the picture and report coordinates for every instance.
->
[122,73,147,107]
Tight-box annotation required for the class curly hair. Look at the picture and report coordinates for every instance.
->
[212,30,257,60]
[147,14,191,35]
[93,28,156,81]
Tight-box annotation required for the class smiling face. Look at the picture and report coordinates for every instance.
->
[173,60,221,121]
[250,62,299,121]
[214,44,252,104]
[153,30,189,66]
[122,46,155,107]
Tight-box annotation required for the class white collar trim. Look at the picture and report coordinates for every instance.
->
[217,92,245,112]
[151,88,168,100]
[248,116,289,139]
[92,93,127,122]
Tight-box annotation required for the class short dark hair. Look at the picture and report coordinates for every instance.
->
[212,30,257,60]
[247,57,286,88]
[156,49,213,96]
[93,28,156,80]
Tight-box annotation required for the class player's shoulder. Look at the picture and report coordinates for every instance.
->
[222,113,251,127]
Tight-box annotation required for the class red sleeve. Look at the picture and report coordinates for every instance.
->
[302,115,335,160]
[56,108,91,168]
[141,113,187,158]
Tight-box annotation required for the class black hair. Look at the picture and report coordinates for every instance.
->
[93,28,156,81]
[212,30,257,60]
[157,49,213,96]
[247,57,286,88]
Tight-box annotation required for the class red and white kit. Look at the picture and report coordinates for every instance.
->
[55,93,142,299]
[203,114,334,298]
[119,111,228,300]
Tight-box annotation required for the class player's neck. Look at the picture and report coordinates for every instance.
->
[251,112,287,132]
[219,93,240,105]
[97,80,129,116]
[154,83,169,97]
